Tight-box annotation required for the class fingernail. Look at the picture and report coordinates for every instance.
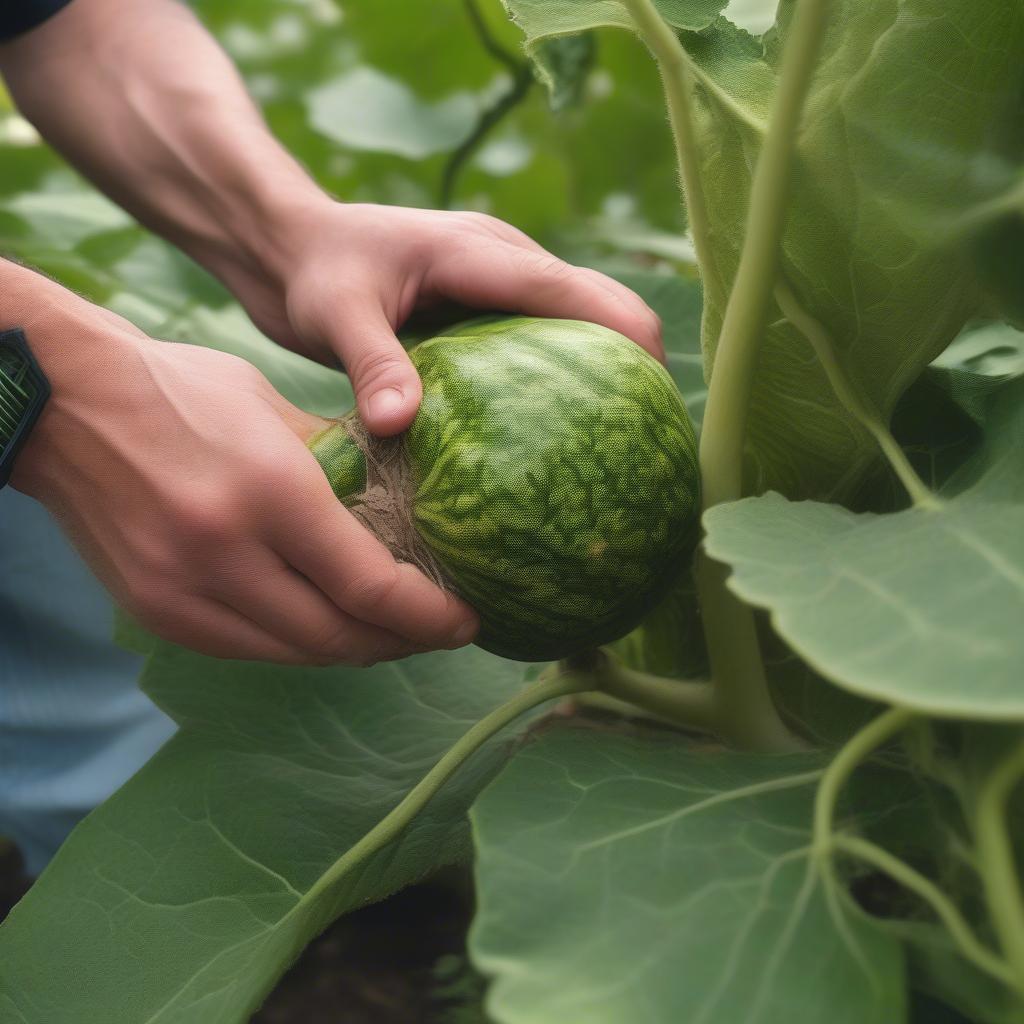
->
[451,620,477,647]
[366,387,404,423]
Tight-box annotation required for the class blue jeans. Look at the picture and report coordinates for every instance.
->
[0,489,175,874]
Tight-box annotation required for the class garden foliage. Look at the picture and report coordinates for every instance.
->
[1,1,1024,1022]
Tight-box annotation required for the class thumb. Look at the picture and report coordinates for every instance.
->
[329,305,422,437]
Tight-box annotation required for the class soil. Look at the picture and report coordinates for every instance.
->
[0,842,485,1023]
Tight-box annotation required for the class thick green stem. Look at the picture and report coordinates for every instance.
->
[699,0,830,507]
[687,0,830,754]
[833,835,1017,992]
[303,672,590,909]
[439,0,533,209]
[622,0,723,307]
[974,741,1024,988]
[307,420,367,501]
[696,550,803,751]
[774,278,940,510]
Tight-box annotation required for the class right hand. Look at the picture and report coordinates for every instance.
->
[11,301,478,665]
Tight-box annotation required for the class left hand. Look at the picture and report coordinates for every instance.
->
[227,202,666,437]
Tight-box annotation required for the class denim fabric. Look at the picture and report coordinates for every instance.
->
[0,488,175,874]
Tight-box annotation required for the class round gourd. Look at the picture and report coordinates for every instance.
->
[309,316,700,661]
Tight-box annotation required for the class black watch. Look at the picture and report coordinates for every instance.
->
[0,329,50,488]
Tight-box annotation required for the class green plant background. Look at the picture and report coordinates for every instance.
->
[1,2,1023,1023]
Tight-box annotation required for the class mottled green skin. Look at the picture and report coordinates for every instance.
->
[403,317,699,661]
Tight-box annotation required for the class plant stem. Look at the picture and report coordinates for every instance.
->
[833,835,1017,992]
[622,0,722,308]
[688,0,833,753]
[813,706,914,853]
[439,64,534,210]
[774,278,940,510]
[974,740,1024,989]
[698,0,830,508]
[595,657,717,733]
[696,550,804,751]
[439,0,534,209]
[303,672,590,909]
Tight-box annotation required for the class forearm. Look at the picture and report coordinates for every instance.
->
[0,0,321,295]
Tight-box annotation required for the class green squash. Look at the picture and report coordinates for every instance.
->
[310,317,700,661]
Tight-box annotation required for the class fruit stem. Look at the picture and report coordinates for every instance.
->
[307,420,367,501]
[594,654,717,734]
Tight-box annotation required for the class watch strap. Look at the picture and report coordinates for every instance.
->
[0,328,50,488]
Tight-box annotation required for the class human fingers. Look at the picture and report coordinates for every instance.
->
[265,456,478,650]
[299,295,422,437]
[424,239,665,361]
[210,548,423,665]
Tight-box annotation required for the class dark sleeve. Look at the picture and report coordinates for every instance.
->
[0,0,75,42]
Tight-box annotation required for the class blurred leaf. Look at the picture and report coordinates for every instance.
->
[722,0,777,34]
[532,34,596,111]
[307,67,485,158]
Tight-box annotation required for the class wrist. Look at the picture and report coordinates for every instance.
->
[0,261,144,495]
[218,186,334,290]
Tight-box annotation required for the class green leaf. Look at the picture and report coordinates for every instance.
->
[703,378,1024,718]
[306,66,482,158]
[470,727,906,1024]
[1,178,132,247]
[0,645,533,1023]
[687,3,1024,499]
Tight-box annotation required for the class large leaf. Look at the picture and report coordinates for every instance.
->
[0,646,533,1023]
[703,377,1024,718]
[687,2,1024,500]
[470,727,906,1024]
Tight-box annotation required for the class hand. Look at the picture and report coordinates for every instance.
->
[11,289,477,665]
[223,202,666,436]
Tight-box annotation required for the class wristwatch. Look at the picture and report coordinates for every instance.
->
[0,328,50,488]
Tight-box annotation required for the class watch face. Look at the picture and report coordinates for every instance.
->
[0,330,50,483]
